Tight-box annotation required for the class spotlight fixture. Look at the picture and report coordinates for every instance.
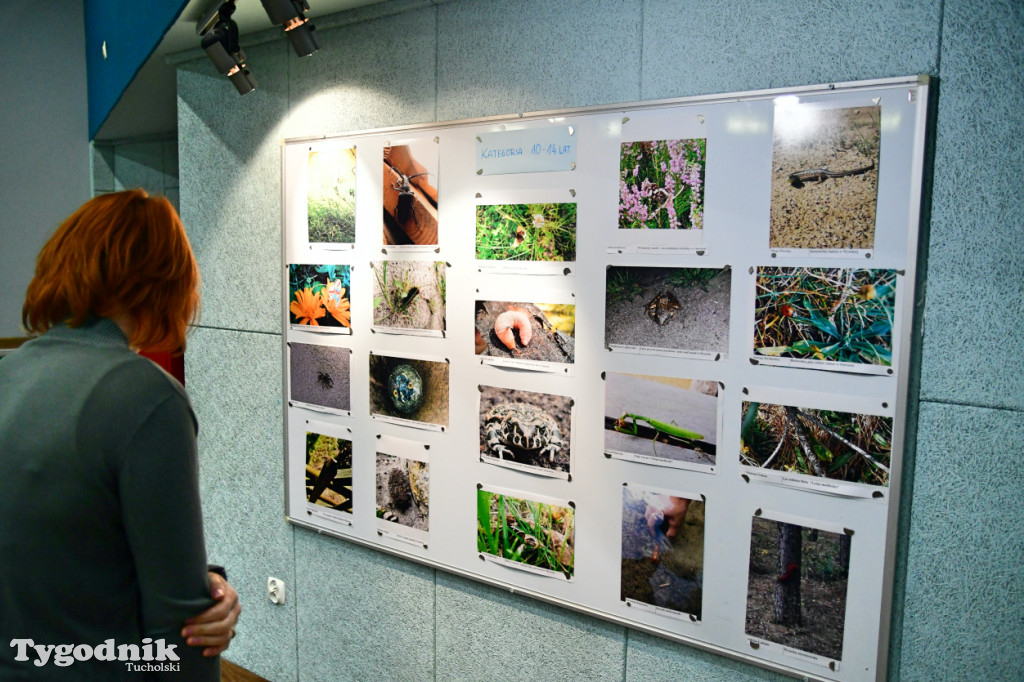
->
[260,0,320,57]
[200,1,257,95]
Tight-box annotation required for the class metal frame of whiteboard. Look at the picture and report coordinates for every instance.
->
[280,75,930,682]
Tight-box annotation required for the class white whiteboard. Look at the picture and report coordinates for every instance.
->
[281,76,929,682]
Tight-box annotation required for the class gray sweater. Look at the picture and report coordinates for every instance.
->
[0,318,218,680]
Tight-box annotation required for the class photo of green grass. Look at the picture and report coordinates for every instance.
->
[475,203,576,262]
[308,147,356,244]
[477,488,574,578]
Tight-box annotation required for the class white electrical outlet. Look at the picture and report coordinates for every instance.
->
[267,577,286,605]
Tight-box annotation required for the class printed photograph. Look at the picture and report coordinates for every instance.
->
[305,432,353,513]
[479,386,572,474]
[475,203,577,262]
[477,488,575,578]
[289,343,351,412]
[621,486,704,618]
[383,142,438,246]
[288,264,352,329]
[746,516,850,661]
[371,260,446,332]
[376,453,429,531]
[754,267,896,366]
[475,300,575,364]
[308,147,356,244]
[604,372,717,467]
[770,104,880,250]
[741,402,892,487]
[368,355,449,428]
[619,138,706,230]
[605,266,730,353]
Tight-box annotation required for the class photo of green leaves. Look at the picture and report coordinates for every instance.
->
[754,267,896,365]
[307,147,356,244]
[305,432,352,512]
[475,203,576,262]
[619,139,706,230]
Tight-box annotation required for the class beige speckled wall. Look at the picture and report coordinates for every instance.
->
[176,1,1024,680]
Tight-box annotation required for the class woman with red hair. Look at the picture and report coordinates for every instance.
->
[0,189,240,680]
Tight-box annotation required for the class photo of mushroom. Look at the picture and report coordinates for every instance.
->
[621,485,704,619]
[746,516,850,661]
[475,300,575,364]
[289,343,351,412]
[619,138,706,230]
[477,488,575,578]
[376,453,429,531]
[770,103,880,250]
[740,402,892,487]
[308,147,356,244]
[368,354,449,428]
[753,266,896,367]
[371,260,445,333]
[478,386,572,475]
[383,142,438,246]
[305,432,353,513]
[604,372,717,467]
[475,203,577,263]
[605,266,729,354]
[288,264,352,329]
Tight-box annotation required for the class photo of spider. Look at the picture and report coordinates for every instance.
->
[316,371,334,390]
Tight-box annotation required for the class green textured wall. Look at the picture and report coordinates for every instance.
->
[176,1,1024,679]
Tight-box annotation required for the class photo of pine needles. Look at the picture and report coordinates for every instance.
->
[305,432,353,512]
[619,138,706,230]
[740,402,892,487]
[754,267,896,366]
[307,147,356,244]
[477,488,574,578]
[475,203,576,262]
[288,264,351,329]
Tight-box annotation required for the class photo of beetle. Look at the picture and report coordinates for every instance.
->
[383,142,438,246]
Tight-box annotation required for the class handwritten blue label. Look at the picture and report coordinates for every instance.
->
[477,126,577,175]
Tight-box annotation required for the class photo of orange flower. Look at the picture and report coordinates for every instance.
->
[290,287,325,326]
[289,264,352,331]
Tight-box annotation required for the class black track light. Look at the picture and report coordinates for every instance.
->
[260,0,320,57]
[200,1,257,95]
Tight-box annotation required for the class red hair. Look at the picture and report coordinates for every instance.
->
[22,189,200,353]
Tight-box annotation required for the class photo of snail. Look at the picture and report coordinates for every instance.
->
[477,487,575,579]
[604,372,717,468]
[770,103,880,250]
[289,342,351,412]
[371,260,445,333]
[305,431,353,514]
[368,354,449,428]
[621,485,704,619]
[753,267,896,367]
[307,147,356,245]
[475,300,575,365]
[746,516,850,662]
[383,141,438,246]
[740,402,892,487]
[376,453,429,532]
[605,266,730,354]
[475,202,576,263]
[478,385,572,475]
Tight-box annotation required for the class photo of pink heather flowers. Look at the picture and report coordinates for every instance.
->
[619,139,706,230]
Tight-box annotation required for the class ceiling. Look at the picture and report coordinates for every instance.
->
[95,0,384,141]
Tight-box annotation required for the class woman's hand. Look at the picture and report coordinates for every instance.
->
[182,572,242,657]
